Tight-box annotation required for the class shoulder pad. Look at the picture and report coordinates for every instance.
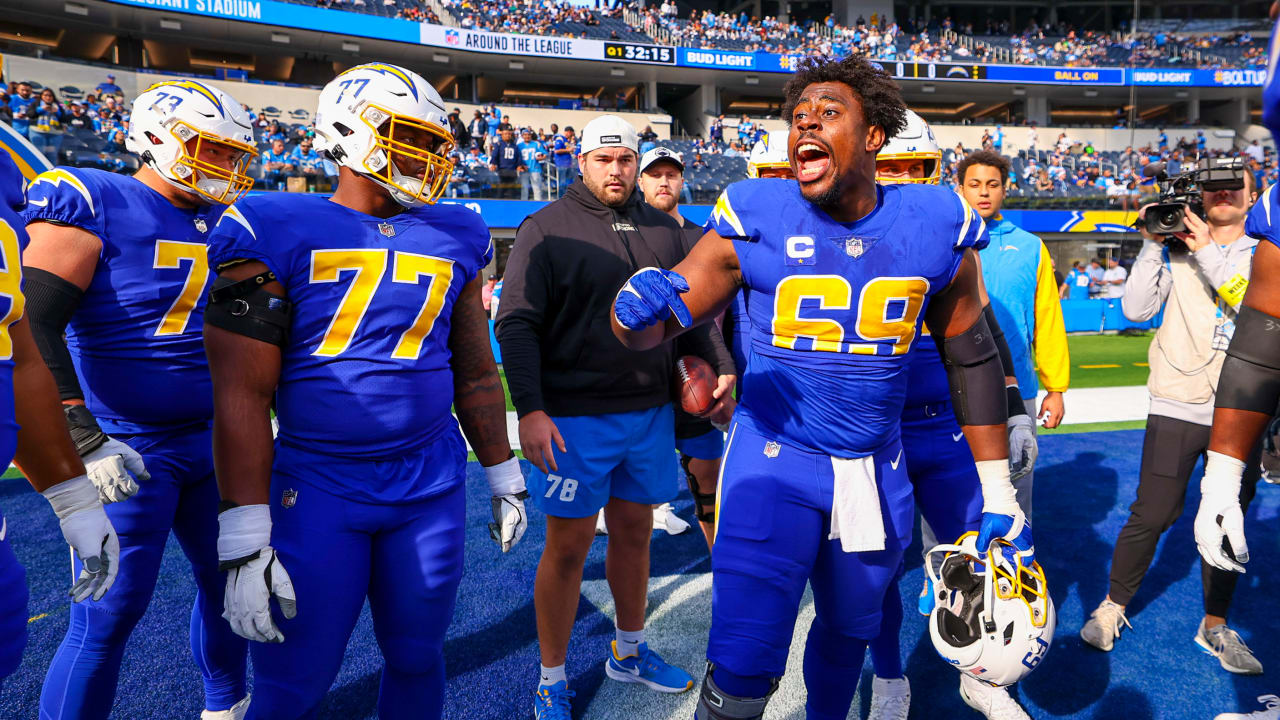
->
[22,168,103,236]
[704,179,773,240]
[1247,185,1280,246]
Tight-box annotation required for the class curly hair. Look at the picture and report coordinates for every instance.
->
[780,55,907,142]
[956,150,1011,184]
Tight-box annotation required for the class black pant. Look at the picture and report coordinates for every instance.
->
[1108,414,1261,617]
[497,169,518,199]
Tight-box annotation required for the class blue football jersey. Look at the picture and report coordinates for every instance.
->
[0,154,27,469]
[206,194,493,463]
[705,179,987,456]
[1247,184,1280,252]
[22,168,224,433]
[1264,21,1280,141]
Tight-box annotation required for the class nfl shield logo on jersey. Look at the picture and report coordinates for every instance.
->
[763,441,781,458]
[281,489,298,508]
[194,218,208,233]
[844,237,864,258]
[379,222,396,237]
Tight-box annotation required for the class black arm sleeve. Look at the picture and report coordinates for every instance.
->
[984,304,1026,418]
[22,266,86,402]
[938,311,1008,427]
[494,219,549,418]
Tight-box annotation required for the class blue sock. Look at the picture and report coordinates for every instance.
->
[711,666,773,699]
[802,618,868,720]
[867,582,904,679]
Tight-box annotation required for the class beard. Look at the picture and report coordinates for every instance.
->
[583,172,632,207]
[800,181,842,210]
[647,192,677,213]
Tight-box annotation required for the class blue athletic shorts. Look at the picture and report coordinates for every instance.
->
[676,428,725,460]
[707,419,914,677]
[901,401,983,547]
[526,404,678,518]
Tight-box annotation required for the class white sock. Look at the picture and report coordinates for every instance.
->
[539,664,566,687]
[616,627,645,658]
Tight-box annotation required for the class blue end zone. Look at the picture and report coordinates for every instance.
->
[0,430,1277,718]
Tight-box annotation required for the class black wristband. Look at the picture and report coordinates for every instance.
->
[217,549,262,572]
[1007,386,1028,418]
[63,404,107,457]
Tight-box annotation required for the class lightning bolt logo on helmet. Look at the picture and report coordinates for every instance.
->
[313,62,455,208]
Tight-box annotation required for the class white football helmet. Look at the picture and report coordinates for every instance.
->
[925,531,1056,687]
[126,80,255,204]
[747,131,791,179]
[876,109,942,185]
[313,63,454,207]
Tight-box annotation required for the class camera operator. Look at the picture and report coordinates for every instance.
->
[1080,165,1265,676]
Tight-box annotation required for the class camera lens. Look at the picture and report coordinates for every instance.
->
[1156,210,1180,231]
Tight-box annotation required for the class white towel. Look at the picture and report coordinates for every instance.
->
[827,454,885,553]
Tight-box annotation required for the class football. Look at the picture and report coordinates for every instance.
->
[676,355,718,416]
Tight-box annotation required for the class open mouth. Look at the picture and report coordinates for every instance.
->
[795,141,831,182]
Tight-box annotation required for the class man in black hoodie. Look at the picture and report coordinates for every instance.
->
[497,115,734,718]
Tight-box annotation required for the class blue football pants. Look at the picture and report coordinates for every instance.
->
[708,421,913,718]
[244,465,466,720]
[0,512,28,695]
[868,403,983,681]
[40,426,247,719]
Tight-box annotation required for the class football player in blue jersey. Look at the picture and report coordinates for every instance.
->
[201,63,527,720]
[611,55,1032,720]
[0,152,125,695]
[867,111,1041,720]
[1197,0,1280,590]
[21,80,258,720]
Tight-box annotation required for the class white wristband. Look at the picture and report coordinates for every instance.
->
[976,459,1019,516]
[217,504,272,562]
[1202,451,1245,497]
[40,475,99,520]
[484,455,526,497]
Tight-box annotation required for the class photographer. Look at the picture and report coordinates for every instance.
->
[1081,163,1265,676]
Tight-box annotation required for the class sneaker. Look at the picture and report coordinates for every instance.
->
[652,503,691,535]
[1080,599,1131,652]
[1196,619,1264,675]
[533,680,574,720]
[918,576,935,616]
[201,695,250,720]
[868,675,910,720]
[1216,694,1280,720]
[604,641,694,693]
[959,674,1031,720]
[595,510,608,536]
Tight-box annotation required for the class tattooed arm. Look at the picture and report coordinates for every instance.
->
[449,272,514,467]
[450,271,528,553]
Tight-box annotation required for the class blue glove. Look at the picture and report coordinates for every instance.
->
[977,511,1034,567]
[613,267,692,330]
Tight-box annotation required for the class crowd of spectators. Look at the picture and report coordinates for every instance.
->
[442,0,627,37]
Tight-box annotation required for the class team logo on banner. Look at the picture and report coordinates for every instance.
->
[445,28,460,45]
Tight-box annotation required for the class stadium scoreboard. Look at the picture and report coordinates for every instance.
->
[605,43,676,65]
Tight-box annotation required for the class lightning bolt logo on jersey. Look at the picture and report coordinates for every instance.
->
[705,178,987,457]
[22,167,224,432]
[206,194,493,499]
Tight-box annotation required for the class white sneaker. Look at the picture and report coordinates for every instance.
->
[1080,598,1131,652]
[201,695,250,720]
[595,510,608,536]
[1216,695,1280,720]
[959,674,1031,720]
[652,503,691,535]
[868,675,910,720]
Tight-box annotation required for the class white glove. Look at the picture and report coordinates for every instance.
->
[218,505,296,642]
[41,475,120,602]
[1195,451,1249,573]
[83,438,150,504]
[1007,414,1038,481]
[485,456,529,553]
